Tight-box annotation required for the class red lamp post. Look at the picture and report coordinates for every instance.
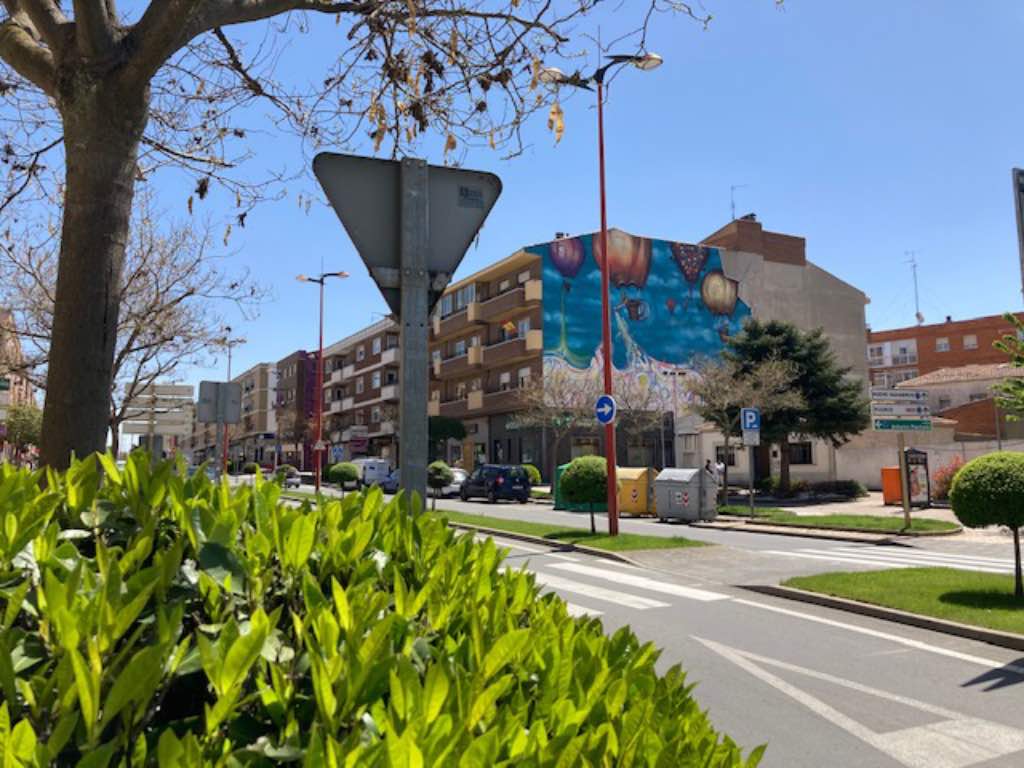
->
[297,271,349,493]
[540,52,663,536]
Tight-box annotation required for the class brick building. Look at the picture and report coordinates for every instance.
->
[275,350,318,469]
[228,363,277,465]
[867,313,1024,388]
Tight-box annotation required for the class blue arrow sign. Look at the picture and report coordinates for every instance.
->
[595,394,617,425]
[741,407,761,430]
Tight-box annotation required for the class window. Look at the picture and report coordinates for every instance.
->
[969,392,988,402]
[963,334,978,350]
[498,279,511,293]
[355,377,364,394]
[386,334,399,349]
[432,349,442,365]
[891,341,918,365]
[715,446,736,467]
[789,441,814,466]
[470,377,482,391]
[938,397,952,411]
[867,344,884,364]
[372,337,382,355]
[454,339,467,356]
[469,335,480,347]
[517,366,531,388]
[455,381,467,399]
[371,406,381,423]
[355,410,366,426]
[936,337,950,352]
[430,389,440,401]
[385,370,398,385]
[517,317,531,337]
[892,369,919,384]
[499,371,511,391]
[518,270,531,285]
[371,371,381,389]
[681,435,697,452]
[356,345,365,362]
[441,294,453,317]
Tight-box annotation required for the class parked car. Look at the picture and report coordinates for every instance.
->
[459,464,530,503]
[381,468,400,494]
[441,467,469,497]
[351,458,393,488]
[279,467,301,488]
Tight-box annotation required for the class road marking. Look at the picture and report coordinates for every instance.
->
[548,562,730,602]
[763,550,913,569]
[564,602,603,618]
[546,552,579,562]
[531,571,670,610]
[478,535,547,554]
[694,637,1024,768]
[733,598,1024,674]
[796,548,1009,573]
[837,547,1014,569]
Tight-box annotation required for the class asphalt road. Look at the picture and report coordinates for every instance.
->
[484,533,1024,768]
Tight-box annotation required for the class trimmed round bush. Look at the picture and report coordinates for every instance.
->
[521,463,542,486]
[242,461,259,475]
[950,452,1024,529]
[560,455,607,505]
[427,460,454,489]
[327,461,359,486]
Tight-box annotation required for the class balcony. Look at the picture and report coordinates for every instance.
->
[370,420,396,437]
[479,388,523,415]
[381,347,399,365]
[433,346,483,379]
[381,383,399,401]
[342,396,354,410]
[428,399,440,417]
[467,389,484,411]
[432,303,483,339]
[482,330,543,367]
[328,399,343,414]
[327,368,344,385]
[475,281,541,323]
[341,363,356,379]
[429,398,468,419]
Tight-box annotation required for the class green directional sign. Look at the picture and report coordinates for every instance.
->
[873,418,931,432]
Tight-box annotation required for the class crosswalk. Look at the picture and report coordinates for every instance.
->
[763,545,1015,574]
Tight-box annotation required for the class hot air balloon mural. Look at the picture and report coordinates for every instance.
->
[592,229,651,289]
[671,243,709,310]
[666,297,676,315]
[548,237,585,360]
[700,268,740,341]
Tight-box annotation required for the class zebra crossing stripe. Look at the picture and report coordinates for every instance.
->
[768,548,1011,574]
[549,562,731,602]
[531,571,670,610]
[564,602,603,618]
[763,550,913,569]
[836,547,1014,568]
[819,549,1011,573]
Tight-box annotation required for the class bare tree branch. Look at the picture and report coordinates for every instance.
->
[72,0,115,57]
[0,17,56,94]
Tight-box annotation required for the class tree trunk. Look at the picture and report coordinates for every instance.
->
[109,419,121,459]
[1014,527,1022,599]
[721,434,730,507]
[41,77,149,470]
[779,437,791,493]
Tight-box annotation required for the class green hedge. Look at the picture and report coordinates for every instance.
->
[0,453,761,766]
[242,461,260,475]
[521,463,542,486]
[327,461,359,485]
[560,456,607,505]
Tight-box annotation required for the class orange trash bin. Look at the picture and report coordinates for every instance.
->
[881,466,903,505]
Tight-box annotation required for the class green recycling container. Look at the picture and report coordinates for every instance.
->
[553,462,608,513]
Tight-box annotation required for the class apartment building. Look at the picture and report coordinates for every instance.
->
[227,362,277,465]
[0,310,35,460]
[275,350,317,469]
[323,319,401,462]
[427,250,544,468]
[867,313,1024,388]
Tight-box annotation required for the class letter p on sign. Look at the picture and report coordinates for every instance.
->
[741,408,761,430]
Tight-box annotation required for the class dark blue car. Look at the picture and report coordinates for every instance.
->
[459,464,530,504]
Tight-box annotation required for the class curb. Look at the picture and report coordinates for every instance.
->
[743,518,963,538]
[692,520,962,543]
[445,521,642,566]
[742,584,1024,652]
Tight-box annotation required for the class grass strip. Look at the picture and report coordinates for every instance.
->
[438,510,706,552]
[785,567,1024,635]
[717,506,958,533]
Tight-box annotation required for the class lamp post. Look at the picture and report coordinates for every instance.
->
[297,271,350,493]
[540,51,662,536]
[218,327,246,476]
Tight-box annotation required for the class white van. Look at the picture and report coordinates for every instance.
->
[351,458,392,488]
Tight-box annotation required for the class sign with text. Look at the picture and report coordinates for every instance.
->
[870,388,927,403]
[873,418,932,432]
[870,403,931,418]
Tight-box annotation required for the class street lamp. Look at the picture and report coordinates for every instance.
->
[539,51,662,536]
[297,271,350,493]
[217,328,247,476]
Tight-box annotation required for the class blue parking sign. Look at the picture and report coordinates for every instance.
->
[741,407,761,430]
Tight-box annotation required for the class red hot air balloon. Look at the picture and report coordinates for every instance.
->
[592,229,651,289]
[666,297,676,315]
[549,237,585,280]
[671,243,709,310]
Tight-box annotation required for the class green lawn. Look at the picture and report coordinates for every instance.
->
[717,506,958,533]
[785,568,1024,635]
[438,510,705,552]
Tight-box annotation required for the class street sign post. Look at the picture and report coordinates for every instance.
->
[870,388,931,528]
[1014,168,1024,304]
[314,153,501,503]
[595,394,617,426]
[869,403,930,418]
[121,383,196,457]
[871,418,932,431]
[740,407,761,515]
[197,381,242,475]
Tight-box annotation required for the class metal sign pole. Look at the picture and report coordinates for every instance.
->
[897,432,911,529]
[749,445,755,517]
[399,158,430,505]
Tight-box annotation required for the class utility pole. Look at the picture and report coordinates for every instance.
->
[905,251,923,325]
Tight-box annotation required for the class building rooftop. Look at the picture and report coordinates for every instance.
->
[898,363,1024,387]
[869,312,1024,338]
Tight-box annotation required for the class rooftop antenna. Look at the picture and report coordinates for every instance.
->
[906,251,924,325]
[730,184,748,221]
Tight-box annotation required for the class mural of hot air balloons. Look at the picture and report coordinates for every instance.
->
[700,269,739,317]
[671,243,709,310]
[592,229,652,289]
[550,237,585,281]
[666,297,676,315]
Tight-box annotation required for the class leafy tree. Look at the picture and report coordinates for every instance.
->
[327,461,359,496]
[0,0,713,470]
[992,312,1024,418]
[427,459,453,510]
[4,401,41,461]
[613,369,670,469]
[428,416,465,463]
[725,319,869,492]
[560,455,606,533]
[950,452,1024,598]
[513,367,600,482]
[684,357,804,500]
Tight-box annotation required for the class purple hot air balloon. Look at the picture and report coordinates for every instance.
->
[550,237,585,280]
[671,243,709,310]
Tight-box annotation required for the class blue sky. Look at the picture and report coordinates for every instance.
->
[176,1,1024,385]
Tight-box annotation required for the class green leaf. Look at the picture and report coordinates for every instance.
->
[76,742,116,768]
[96,453,121,485]
[221,609,270,693]
[68,648,99,743]
[482,629,529,680]
[100,645,165,729]
[468,675,512,728]
[285,514,317,570]
[330,578,352,632]
[423,664,449,724]
[386,729,424,768]
[9,717,36,764]
[198,541,246,594]
[156,729,183,768]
